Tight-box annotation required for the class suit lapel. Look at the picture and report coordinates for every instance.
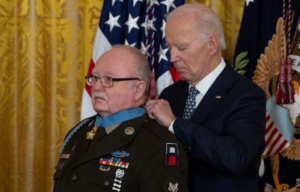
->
[190,64,236,124]
[73,115,147,168]
[72,119,95,162]
[176,82,189,117]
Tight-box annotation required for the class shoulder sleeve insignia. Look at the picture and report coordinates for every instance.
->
[165,143,179,166]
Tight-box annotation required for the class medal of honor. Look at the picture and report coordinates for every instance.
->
[86,126,98,140]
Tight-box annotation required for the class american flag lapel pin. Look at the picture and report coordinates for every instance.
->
[215,96,221,99]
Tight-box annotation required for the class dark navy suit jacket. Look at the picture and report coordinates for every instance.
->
[159,64,266,192]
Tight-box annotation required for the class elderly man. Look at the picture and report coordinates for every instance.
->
[53,45,188,192]
[145,3,266,192]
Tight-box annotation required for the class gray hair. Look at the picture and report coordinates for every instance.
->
[112,45,151,97]
[166,3,226,50]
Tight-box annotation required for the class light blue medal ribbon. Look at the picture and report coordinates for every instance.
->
[59,107,146,155]
[96,107,146,127]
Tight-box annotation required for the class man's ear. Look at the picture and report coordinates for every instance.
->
[207,34,219,55]
[134,81,146,101]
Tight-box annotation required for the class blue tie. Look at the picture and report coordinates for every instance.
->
[183,86,199,120]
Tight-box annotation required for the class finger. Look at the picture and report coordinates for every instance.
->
[144,100,156,109]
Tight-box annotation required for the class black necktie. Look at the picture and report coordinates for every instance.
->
[89,127,107,148]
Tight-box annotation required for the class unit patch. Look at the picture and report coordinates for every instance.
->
[165,143,179,166]
[164,180,181,192]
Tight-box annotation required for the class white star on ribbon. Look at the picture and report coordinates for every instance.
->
[125,14,139,33]
[133,0,143,7]
[161,0,176,12]
[125,40,136,47]
[141,17,157,33]
[112,0,123,6]
[157,45,168,63]
[105,13,121,32]
[140,42,150,57]
[154,0,160,5]
[245,0,254,6]
[160,19,166,39]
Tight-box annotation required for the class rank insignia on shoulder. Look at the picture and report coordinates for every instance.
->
[60,154,70,159]
[165,143,179,166]
[164,180,181,192]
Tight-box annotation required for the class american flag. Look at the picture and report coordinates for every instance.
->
[263,111,290,156]
[263,96,295,156]
[80,0,184,120]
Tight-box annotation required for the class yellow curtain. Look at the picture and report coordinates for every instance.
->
[0,0,102,191]
[0,0,244,191]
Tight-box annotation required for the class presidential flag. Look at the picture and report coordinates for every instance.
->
[80,0,184,120]
[234,0,300,191]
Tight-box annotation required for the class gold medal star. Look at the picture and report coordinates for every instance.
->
[86,126,98,140]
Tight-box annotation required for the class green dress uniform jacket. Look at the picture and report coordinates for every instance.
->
[53,114,189,192]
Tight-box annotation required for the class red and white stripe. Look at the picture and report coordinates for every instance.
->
[263,111,290,156]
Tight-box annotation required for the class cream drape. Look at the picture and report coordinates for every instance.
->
[0,0,244,191]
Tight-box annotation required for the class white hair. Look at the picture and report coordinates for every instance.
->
[166,3,226,50]
[112,45,151,97]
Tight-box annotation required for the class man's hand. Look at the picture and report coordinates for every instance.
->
[145,99,176,127]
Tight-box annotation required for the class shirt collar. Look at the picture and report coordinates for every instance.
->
[95,107,146,127]
[192,58,226,96]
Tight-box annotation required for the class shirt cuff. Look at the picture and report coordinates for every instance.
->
[168,119,176,134]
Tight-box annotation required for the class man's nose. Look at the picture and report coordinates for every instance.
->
[93,78,105,91]
[169,49,179,63]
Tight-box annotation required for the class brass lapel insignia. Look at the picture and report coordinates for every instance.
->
[87,126,98,140]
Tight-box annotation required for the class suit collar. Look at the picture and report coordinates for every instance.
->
[194,58,226,96]
[190,64,236,123]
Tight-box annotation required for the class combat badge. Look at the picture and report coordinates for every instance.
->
[165,143,179,166]
[99,165,110,172]
[164,180,181,192]
[111,151,130,157]
[112,169,125,192]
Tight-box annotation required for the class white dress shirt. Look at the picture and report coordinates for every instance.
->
[168,58,226,133]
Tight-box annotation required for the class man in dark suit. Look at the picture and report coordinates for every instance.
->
[53,45,189,192]
[145,3,266,192]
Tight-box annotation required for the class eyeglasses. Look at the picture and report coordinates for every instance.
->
[85,75,140,88]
